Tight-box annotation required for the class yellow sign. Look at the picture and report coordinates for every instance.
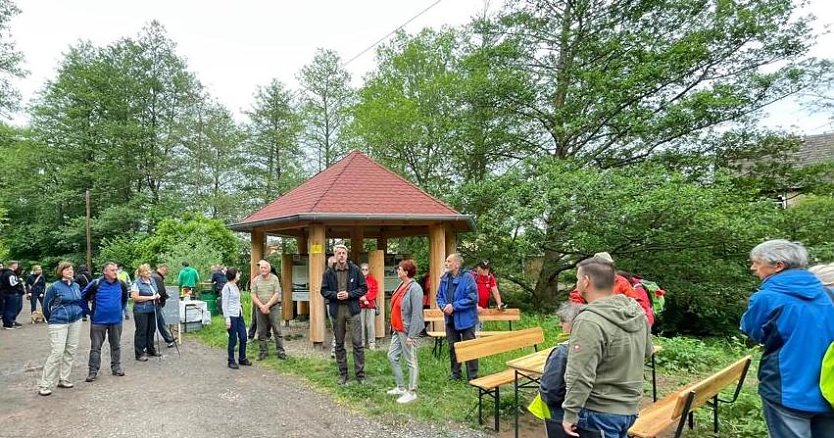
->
[310,244,323,254]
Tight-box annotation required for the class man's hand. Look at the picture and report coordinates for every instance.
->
[225,321,231,330]
[259,304,270,314]
[443,304,453,315]
[477,305,485,314]
[337,291,348,300]
[562,420,579,437]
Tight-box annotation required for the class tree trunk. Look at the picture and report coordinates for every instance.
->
[532,248,564,312]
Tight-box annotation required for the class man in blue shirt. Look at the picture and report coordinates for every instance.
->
[436,253,479,381]
[82,262,129,382]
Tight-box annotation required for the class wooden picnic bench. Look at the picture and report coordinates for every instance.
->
[424,308,522,357]
[452,327,545,431]
[628,355,752,438]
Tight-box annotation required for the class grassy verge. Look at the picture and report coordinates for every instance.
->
[192,298,767,435]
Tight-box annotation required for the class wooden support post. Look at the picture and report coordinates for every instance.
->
[351,227,364,263]
[308,224,326,345]
[298,235,309,316]
[377,237,387,253]
[369,250,385,340]
[445,224,457,258]
[428,224,446,319]
[281,254,293,322]
[250,230,265,288]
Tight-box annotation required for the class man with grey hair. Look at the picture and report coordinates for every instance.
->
[82,262,129,382]
[562,257,652,437]
[321,244,367,384]
[251,259,286,360]
[436,253,479,381]
[741,240,834,437]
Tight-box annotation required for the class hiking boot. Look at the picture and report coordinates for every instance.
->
[148,351,162,357]
[112,369,125,377]
[228,362,239,369]
[239,359,253,366]
[85,372,97,382]
[136,355,149,362]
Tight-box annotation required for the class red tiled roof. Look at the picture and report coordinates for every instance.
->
[234,151,469,230]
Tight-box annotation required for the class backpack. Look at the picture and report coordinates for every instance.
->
[638,279,667,315]
[83,277,129,316]
[821,288,834,408]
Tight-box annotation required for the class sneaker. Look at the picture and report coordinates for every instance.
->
[167,341,176,348]
[276,353,288,360]
[3,326,14,330]
[396,391,417,404]
[112,369,125,377]
[13,322,22,327]
[57,381,74,388]
[239,359,253,366]
[38,388,52,396]
[136,355,148,362]
[148,351,162,357]
[85,372,97,382]
[228,362,239,369]
[386,387,405,396]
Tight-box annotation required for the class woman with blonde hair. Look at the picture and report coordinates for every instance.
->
[131,264,160,361]
[38,262,84,396]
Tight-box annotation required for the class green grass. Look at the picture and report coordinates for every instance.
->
[192,299,768,435]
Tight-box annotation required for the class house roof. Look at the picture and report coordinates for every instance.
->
[794,132,834,167]
[230,150,474,233]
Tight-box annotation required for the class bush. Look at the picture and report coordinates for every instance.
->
[160,235,224,283]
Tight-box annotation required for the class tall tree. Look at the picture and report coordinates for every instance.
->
[297,49,354,171]
[244,79,304,205]
[492,0,829,304]
[0,0,25,115]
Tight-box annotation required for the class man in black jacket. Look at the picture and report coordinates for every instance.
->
[152,264,176,347]
[321,244,367,385]
[75,265,92,321]
[1,261,25,329]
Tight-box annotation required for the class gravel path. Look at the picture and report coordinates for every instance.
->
[0,312,488,438]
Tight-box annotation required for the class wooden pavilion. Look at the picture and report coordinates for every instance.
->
[229,151,475,345]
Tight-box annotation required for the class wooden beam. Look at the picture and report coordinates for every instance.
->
[369,250,385,340]
[281,254,293,321]
[445,224,457,257]
[377,237,387,253]
[308,223,326,344]
[351,227,364,263]
[297,234,309,316]
[429,224,446,321]
[250,230,265,287]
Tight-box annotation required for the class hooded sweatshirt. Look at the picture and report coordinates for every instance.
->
[740,269,834,413]
[562,294,652,424]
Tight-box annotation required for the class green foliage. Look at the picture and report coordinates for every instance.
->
[143,214,240,265]
[159,235,223,283]
[780,195,834,262]
[0,0,25,114]
[94,235,147,271]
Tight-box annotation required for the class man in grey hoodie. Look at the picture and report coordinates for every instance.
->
[562,257,653,438]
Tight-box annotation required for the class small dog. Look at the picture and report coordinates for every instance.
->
[31,310,45,324]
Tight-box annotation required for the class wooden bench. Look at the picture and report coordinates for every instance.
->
[628,355,752,438]
[453,327,545,431]
[424,308,522,358]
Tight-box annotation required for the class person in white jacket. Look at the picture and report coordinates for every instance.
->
[221,268,251,369]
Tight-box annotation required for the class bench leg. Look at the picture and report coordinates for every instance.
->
[478,389,484,425]
[713,395,719,434]
[688,411,695,430]
[514,370,519,438]
[495,386,500,431]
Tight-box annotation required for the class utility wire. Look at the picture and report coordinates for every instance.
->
[343,0,443,67]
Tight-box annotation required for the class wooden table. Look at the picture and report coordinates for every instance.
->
[506,344,663,438]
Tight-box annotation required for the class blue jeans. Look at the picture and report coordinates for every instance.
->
[577,408,637,438]
[2,294,22,327]
[227,316,247,363]
[762,397,834,438]
[30,292,44,313]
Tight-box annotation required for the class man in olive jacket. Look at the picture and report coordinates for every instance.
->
[321,244,367,385]
[562,257,652,438]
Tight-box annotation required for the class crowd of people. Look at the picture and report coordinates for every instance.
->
[7,237,833,437]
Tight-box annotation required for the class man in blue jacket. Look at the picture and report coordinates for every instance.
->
[82,262,129,382]
[741,239,834,437]
[437,253,479,381]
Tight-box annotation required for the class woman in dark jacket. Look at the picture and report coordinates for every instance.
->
[38,262,85,396]
[26,265,46,313]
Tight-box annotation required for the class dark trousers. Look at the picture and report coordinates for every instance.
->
[446,321,478,380]
[89,323,122,373]
[133,311,157,357]
[334,304,364,379]
[2,294,22,327]
[30,293,44,313]
[227,316,247,363]
[247,306,259,339]
[155,306,174,343]
[256,305,285,355]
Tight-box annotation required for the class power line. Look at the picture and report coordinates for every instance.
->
[343,0,443,67]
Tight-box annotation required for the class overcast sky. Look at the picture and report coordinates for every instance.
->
[10,0,834,134]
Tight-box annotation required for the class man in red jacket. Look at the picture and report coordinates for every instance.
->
[359,263,379,350]
[569,252,654,327]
